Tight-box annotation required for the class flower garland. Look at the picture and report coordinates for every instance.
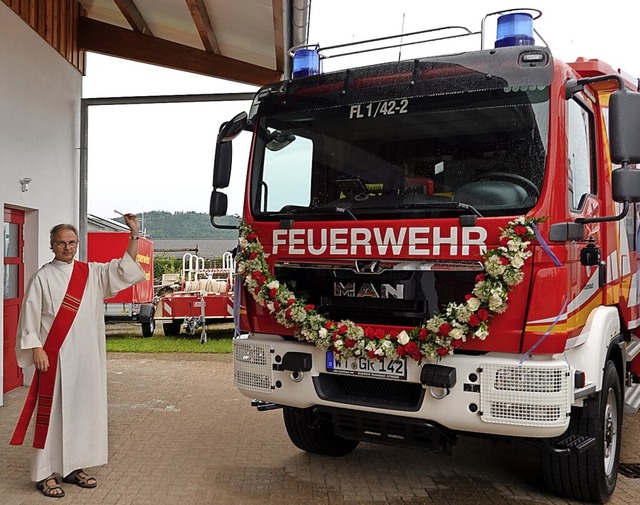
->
[236,216,541,362]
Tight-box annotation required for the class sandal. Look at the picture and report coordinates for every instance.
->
[63,469,97,488]
[36,474,65,498]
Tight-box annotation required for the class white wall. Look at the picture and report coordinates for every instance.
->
[0,3,82,405]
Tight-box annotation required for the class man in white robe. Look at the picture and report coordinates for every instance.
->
[14,213,146,497]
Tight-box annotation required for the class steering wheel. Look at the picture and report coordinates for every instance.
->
[472,172,540,197]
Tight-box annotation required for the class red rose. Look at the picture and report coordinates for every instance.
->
[375,329,386,340]
[304,304,315,311]
[254,286,261,295]
[344,338,356,349]
[258,274,267,285]
[274,301,280,311]
[251,270,261,280]
[249,252,258,260]
[499,256,510,266]
[499,236,510,247]
[325,321,334,329]
[514,225,527,237]
[285,308,292,319]
[419,328,428,341]
[368,350,378,359]
[397,345,406,356]
[437,347,448,356]
[412,351,423,362]
[451,339,462,349]
[468,314,480,327]
[269,288,277,298]
[465,294,473,301]
[247,233,257,241]
[338,324,348,335]
[404,341,419,355]
[475,273,485,283]
[389,330,398,339]
[287,298,295,306]
[478,308,489,321]
[439,323,452,336]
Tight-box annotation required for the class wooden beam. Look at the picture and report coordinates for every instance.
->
[78,17,281,85]
[272,0,285,73]
[185,0,219,54]
[113,0,153,35]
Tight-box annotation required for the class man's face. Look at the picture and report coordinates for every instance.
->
[51,229,78,264]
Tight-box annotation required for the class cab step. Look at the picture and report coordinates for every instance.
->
[626,336,640,361]
[624,382,640,413]
[552,434,596,454]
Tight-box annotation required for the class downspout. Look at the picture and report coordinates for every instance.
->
[79,99,89,261]
[288,0,312,79]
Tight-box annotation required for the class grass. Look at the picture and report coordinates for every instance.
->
[106,324,234,353]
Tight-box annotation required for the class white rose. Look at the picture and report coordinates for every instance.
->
[510,255,524,269]
[450,328,464,340]
[318,328,328,340]
[267,280,280,290]
[397,330,410,345]
[466,296,481,311]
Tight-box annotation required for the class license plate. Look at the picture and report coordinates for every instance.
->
[326,352,407,380]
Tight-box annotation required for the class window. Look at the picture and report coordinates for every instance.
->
[567,99,595,210]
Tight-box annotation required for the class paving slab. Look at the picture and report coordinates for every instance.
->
[1,353,639,504]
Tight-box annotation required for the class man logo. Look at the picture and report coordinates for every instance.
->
[334,282,405,299]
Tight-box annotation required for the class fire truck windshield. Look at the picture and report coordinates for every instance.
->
[250,86,549,220]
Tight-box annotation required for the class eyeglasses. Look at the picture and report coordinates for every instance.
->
[53,241,78,248]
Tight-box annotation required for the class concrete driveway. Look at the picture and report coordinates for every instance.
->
[2,353,639,504]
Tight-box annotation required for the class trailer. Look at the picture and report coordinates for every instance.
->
[154,251,234,342]
[87,231,156,337]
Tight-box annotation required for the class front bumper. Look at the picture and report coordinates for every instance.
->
[234,334,575,439]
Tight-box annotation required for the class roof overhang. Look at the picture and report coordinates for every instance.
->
[77,0,311,86]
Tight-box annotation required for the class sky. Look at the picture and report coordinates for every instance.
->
[83,0,640,222]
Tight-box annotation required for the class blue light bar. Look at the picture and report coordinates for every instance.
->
[495,12,535,48]
[292,48,321,78]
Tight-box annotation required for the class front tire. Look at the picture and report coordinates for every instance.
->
[542,360,622,503]
[141,318,156,338]
[283,407,359,456]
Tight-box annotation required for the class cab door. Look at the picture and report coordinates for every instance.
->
[3,208,24,392]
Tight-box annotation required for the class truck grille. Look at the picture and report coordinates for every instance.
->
[480,363,571,427]
[313,374,424,411]
[275,263,477,327]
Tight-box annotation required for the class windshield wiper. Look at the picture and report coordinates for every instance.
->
[390,201,483,217]
[273,204,358,220]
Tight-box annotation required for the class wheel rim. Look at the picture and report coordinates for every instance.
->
[603,387,619,476]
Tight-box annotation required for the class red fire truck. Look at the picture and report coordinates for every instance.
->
[87,231,156,337]
[209,9,640,503]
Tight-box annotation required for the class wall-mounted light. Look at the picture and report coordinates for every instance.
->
[20,177,32,192]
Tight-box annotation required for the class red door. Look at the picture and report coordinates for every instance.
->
[3,208,24,392]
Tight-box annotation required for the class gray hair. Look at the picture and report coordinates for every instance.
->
[49,224,79,244]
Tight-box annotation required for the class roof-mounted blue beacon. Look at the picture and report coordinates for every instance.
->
[292,47,321,78]
[495,12,535,48]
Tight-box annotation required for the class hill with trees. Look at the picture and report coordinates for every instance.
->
[113,211,240,238]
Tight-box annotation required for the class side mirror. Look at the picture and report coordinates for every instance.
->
[609,89,640,165]
[212,111,247,189]
[213,142,232,189]
[209,190,228,218]
[612,168,640,202]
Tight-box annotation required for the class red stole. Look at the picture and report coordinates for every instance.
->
[10,260,89,449]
